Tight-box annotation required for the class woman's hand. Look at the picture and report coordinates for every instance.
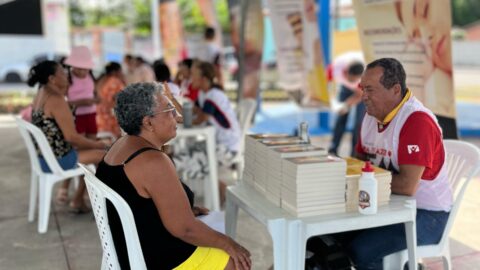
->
[192,206,209,217]
[223,237,252,270]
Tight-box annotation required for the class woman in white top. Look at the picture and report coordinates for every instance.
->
[173,62,241,203]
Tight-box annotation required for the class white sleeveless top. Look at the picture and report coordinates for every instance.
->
[198,88,241,152]
[360,96,452,211]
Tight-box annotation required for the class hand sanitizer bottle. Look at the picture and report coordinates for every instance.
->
[358,161,378,214]
[299,121,310,144]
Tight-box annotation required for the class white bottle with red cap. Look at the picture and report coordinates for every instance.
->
[358,161,378,214]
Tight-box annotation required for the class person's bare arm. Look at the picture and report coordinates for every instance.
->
[391,164,424,196]
[50,97,105,150]
[130,153,251,270]
[192,106,210,125]
[344,87,363,107]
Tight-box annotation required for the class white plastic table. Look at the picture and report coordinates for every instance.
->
[225,183,417,270]
[172,125,220,211]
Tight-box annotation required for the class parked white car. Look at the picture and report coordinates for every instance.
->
[0,53,65,83]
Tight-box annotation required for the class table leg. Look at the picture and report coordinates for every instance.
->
[405,220,418,270]
[286,220,307,270]
[225,194,239,238]
[267,219,288,270]
[205,130,220,211]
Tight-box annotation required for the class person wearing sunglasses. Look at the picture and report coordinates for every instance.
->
[95,82,251,270]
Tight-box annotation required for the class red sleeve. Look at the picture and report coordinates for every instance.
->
[355,124,366,155]
[398,112,441,170]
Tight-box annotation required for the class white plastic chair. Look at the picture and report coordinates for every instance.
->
[79,164,147,270]
[15,116,86,234]
[383,139,480,270]
[232,98,257,179]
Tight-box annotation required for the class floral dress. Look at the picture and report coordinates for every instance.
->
[96,76,125,138]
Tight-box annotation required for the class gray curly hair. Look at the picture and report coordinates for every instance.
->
[115,82,164,135]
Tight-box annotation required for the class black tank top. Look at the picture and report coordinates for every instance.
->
[95,147,196,269]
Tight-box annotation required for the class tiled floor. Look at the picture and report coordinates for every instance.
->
[1,114,479,269]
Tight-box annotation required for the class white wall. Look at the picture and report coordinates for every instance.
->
[452,41,480,67]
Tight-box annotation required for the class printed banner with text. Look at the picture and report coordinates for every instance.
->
[352,0,456,118]
[266,0,329,106]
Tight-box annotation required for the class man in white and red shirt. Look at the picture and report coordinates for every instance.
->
[346,58,452,270]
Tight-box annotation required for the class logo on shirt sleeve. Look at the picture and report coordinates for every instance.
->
[407,145,420,154]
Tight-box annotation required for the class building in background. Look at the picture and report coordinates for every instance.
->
[0,0,70,82]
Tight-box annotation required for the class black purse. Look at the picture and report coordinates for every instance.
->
[305,235,354,270]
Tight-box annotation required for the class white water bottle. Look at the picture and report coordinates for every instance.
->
[358,161,378,214]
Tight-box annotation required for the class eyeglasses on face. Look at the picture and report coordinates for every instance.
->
[150,103,178,118]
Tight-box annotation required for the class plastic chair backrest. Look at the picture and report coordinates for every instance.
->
[79,164,147,270]
[15,116,64,175]
[438,139,480,248]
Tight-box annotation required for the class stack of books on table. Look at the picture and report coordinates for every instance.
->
[243,134,302,193]
[281,155,347,217]
[254,137,308,195]
[266,145,328,206]
[344,157,392,212]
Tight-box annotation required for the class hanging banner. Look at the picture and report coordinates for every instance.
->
[159,0,186,73]
[352,0,456,119]
[228,0,263,99]
[266,0,329,106]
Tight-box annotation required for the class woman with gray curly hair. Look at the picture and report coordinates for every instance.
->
[95,82,251,270]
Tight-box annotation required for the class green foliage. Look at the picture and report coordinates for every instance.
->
[216,0,231,33]
[174,0,231,33]
[68,0,231,35]
[178,0,207,33]
[133,0,152,36]
[452,0,480,27]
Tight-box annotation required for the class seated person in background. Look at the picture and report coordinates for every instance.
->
[175,58,200,102]
[153,60,184,117]
[95,82,251,270]
[191,62,241,163]
[28,60,106,213]
[96,62,125,139]
[153,59,181,98]
[132,56,156,83]
[173,61,241,203]
[345,58,452,269]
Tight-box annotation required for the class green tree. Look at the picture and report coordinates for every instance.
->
[177,0,231,33]
[68,0,231,35]
[452,0,480,27]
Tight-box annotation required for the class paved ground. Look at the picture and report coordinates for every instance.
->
[1,111,480,269]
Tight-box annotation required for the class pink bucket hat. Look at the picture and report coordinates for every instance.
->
[65,46,94,69]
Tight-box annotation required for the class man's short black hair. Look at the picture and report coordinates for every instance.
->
[347,62,364,76]
[366,58,407,97]
[204,26,215,40]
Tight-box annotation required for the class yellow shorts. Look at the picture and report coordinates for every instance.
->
[173,246,230,270]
